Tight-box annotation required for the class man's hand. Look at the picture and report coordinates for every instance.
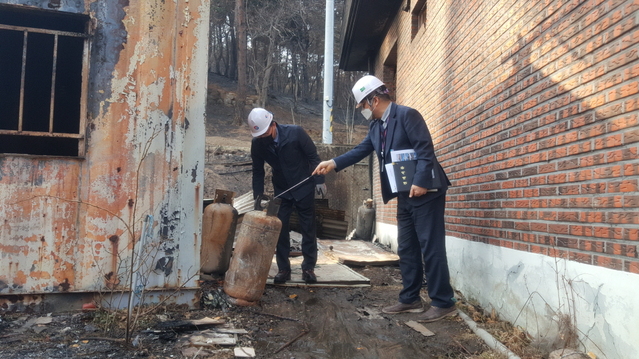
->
[409,185,428,198]
[313,160,336,175]
[315,183,327,198]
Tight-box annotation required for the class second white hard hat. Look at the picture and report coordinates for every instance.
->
[247,108,273,137]
[351,75,384,104]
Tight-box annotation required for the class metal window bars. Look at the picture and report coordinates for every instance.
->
[0,23,90,156]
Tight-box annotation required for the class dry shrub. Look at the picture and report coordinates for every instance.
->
[457,300,547,359]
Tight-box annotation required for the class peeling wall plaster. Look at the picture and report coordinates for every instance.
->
[0,0,209,297]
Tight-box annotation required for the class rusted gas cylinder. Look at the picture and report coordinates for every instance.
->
[224,198,281,305]
[355,199,375,241]
[200,190,238,274]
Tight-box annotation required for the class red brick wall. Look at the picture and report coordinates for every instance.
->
[369,0,639,273]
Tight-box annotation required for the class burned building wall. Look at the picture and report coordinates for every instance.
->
[0,0,209,302]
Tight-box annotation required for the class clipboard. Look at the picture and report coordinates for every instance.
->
[385,161,416,193]
[384,159,440,193]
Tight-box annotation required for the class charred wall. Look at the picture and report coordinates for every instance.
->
[0,0,209,303]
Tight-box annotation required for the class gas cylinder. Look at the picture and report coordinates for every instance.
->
[200,190,238,274]
[224,197,282,305]
[355,199,375,241]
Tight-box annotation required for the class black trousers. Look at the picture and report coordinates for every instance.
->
[275,191,317,271]
[396,191,455,308]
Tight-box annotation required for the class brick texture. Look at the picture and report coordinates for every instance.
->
[369,0,639,273]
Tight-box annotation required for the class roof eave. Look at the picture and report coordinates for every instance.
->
[338,0,403,71]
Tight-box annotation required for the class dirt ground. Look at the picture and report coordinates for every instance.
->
[0,265,507,359]
[0,83,547,359]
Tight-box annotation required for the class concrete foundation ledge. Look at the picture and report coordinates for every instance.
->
[0,287,201,313]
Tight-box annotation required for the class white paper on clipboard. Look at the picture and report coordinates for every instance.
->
[385,163,398,193]
[391,149,417,162]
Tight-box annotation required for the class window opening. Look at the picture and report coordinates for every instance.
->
[383,43,397,102]
[411,0,427,40]
[0,5,90,157]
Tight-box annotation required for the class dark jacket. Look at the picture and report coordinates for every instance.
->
[333,103,450,204]
[251,124,324,201]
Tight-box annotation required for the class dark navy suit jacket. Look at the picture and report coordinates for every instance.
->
[251,124,324,201]
[333,103,450,204]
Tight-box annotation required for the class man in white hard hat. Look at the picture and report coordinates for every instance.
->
[313,75,456,322]
[248,107,325,284]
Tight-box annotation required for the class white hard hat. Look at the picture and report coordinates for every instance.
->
[247,108,273,137]
[351,75,384,104]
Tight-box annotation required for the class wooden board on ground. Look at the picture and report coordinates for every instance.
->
[234,347,256,357]
[188,332,236,346]
[267,246,370,286]
[318,239,399,266]
[405,320,435,337]
[267,262,370,286]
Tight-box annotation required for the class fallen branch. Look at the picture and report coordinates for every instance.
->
[221,161,252,167]
[0,338,21,344]
[219,168,253,175]
[273,329,309,354]
[80,337,125,342]
[446,332,472,355]
[246,310,300,322]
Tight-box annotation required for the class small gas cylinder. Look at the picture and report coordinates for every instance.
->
[200,190,238,274]
[355,199,375,241]
[224,197,282,305]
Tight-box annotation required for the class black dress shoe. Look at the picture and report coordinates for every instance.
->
[302,269,317,284]
[273,270,291,284]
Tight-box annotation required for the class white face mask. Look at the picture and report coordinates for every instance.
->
[360,108,373,120]
[360,98,375,120]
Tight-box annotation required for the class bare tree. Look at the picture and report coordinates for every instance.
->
[208,0,359,115]
[209,0,235,77]
[246,1,290,107]
[235,0,247,125]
